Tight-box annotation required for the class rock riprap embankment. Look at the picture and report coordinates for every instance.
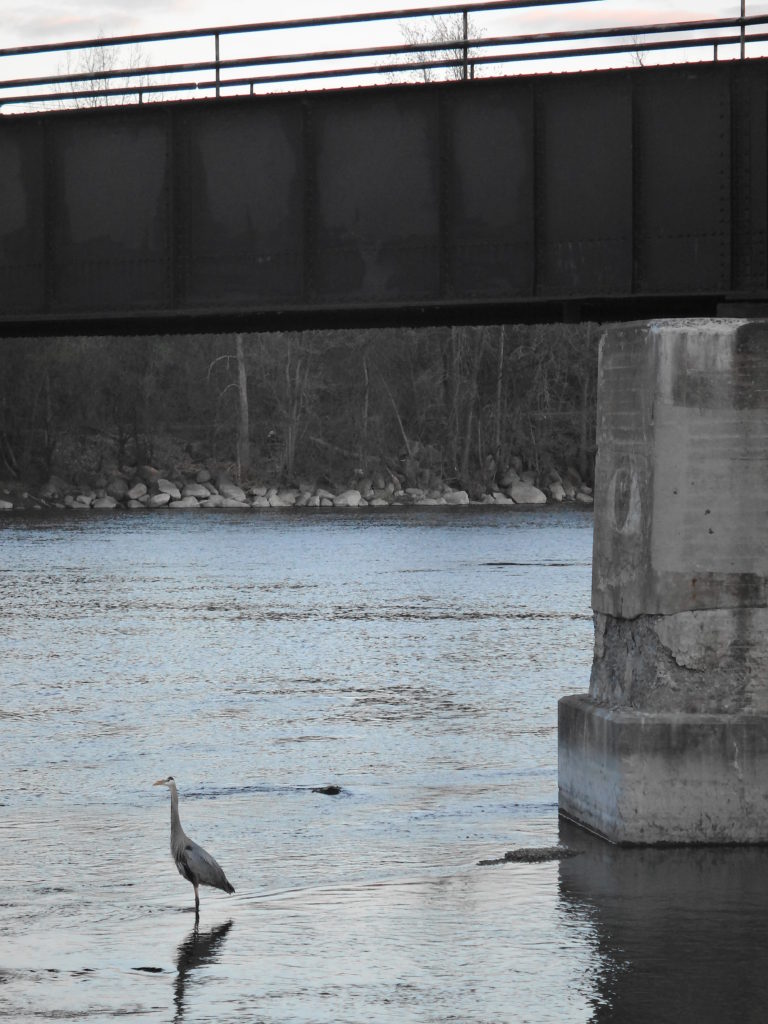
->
[0,464,594,512]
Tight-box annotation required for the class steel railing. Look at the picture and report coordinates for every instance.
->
[1,0,766,110]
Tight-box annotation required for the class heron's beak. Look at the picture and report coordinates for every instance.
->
[152,778,167,786]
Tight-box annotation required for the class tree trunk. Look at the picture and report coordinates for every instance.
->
[235,333,250,481]
[445,326,464,474]
[494,326,505,468]
[43,369,56,472]
[361,351,369,466]
[283,338,302,481]
[460,394,474,484]
[579,326,591,482]
[458,327,483,486]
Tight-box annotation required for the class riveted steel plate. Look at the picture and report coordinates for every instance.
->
[634,68,731,294]
[444,83,534,299]
[0,120,45,313]
[47,108,170,312]
[536,73,632,298]
[175,100,305,307]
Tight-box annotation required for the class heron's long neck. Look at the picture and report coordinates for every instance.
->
[169,785,184,838]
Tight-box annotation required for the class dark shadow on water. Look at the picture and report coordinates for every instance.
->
[173,918,233,1023]
[558,819,768,1024]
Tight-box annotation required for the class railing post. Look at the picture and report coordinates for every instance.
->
[462,10,469,81]
[215,31,221,96]
[741,0,746,59]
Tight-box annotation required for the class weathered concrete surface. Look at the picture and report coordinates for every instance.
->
[560,319,768,843]
[559,695,768,844]
[590,608,768,714]
[592,319,768,619]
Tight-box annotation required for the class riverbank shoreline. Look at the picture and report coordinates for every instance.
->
[0,464,594,513]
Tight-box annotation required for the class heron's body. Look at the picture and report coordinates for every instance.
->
[154,776,235,914]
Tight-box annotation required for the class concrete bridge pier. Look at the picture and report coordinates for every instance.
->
[559,319,768,844]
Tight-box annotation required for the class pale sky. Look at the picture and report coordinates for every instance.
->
[1,0,765,103]
[0,1,757,45]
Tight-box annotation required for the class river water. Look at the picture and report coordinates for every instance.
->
[2,506,768,1024]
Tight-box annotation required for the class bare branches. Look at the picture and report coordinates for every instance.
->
[378,371,413,458]
[235,334,250,481]
[55,35,153,108]
[0,324,598,489]
[206,354,236,382]
[395,13,483,83]
[629,34,648,67]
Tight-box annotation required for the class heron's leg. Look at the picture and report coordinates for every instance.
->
[194,884,199,915]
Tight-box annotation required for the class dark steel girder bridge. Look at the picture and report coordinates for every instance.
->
[2,0,768,336]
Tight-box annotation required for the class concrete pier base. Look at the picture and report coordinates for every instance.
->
[559,319,768,844]
[559,695,768,844]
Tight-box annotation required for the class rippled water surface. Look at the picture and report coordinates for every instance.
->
[2,507,768,1024]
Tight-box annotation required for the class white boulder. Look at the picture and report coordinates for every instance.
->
[157,478,181,500]
[106,477,129,500]
[509,483,547,505]
[216,473,247,502]
[548,482,566,502]
[334,489,362,507]
[126,481,147,500]
[182,482,210,500]
[444,490,470,506]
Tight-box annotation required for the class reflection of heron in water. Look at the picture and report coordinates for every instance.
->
[153,776,235,916]
[173,919,234,1023]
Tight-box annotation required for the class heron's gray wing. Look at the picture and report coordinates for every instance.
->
[180,838,235,893]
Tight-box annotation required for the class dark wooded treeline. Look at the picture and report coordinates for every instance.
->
[0,323,598,488]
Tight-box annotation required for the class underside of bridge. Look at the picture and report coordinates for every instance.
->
[2,57,768,336]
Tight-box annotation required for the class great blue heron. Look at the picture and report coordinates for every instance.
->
[153,776,235,915]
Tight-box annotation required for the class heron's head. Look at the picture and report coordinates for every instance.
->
[153,775,176,789]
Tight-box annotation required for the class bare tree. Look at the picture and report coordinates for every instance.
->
[206,336,251,483]
[396,13,483,83]
[235,334,251,481]
[629,34,648,68]
[57,35,151,107]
